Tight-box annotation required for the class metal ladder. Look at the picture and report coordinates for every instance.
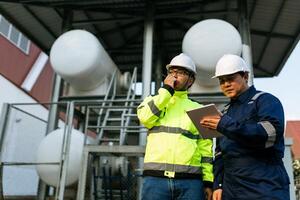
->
[82,68,141,200]
[82,67,138,145]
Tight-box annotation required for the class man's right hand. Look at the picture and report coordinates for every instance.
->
[163,74,176,88]
[213,189,222,200]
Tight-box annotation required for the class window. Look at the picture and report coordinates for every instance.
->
[0,15,30,54]
[0,16,10,37]
[20,35,29,52]
[10,26,20,45]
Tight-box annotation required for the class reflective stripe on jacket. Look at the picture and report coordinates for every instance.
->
[137,86,213,183]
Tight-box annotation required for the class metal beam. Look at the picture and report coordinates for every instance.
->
[115,27,144,49]
[110,12,128,47]
[118,64,143,72]
[83,11,109,49]
[154,8,238,20]
[54,8,63,18]
[18,0,143,8]
[154,0,221,13]
[23,4,58,39]
[73,16,142,25]
[4,1,143,17]
[249,0,257,23]
[164,20,188,33]
[251,30,294,39]
[99,19,143,35]
[126,38,182,47]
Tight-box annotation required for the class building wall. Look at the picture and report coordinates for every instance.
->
[0,37,40,85]
[286,121,300,159]
[0,16,54,196]
[29,62,54,103]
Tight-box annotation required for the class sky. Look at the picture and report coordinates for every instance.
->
[254,41,300,121]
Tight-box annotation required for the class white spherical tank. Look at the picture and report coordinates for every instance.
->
[36,128,94,187]
[182,19,242,88]
[50,29,119,91]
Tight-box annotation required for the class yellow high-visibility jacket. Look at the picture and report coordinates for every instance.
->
[137,86,213,185]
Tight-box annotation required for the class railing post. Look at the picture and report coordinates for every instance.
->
[0,103,10,199]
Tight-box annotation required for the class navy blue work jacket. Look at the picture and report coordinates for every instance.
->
[213,86,290,200]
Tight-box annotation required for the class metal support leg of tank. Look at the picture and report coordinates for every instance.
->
[37,7,73,200]
[238,0,254,86]
[139,2,155,198]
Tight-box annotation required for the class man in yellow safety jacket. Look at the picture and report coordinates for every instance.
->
[137,53,213,200]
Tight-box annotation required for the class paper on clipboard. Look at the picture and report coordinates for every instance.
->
[186,103,223,139]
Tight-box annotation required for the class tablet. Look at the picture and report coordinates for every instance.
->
[186,103,223,139]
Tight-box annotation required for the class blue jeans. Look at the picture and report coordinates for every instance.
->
[142,176,204,200]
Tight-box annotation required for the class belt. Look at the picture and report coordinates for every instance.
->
[143,170,202,179]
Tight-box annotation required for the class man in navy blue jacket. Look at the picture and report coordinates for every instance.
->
[200,54,290,200]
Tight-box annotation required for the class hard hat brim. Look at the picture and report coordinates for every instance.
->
[166,64,186,70]
[166,64,196,74]
[211,70,249,79]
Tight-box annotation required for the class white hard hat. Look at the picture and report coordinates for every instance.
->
[166,53,197,75]
[212,54,249,78]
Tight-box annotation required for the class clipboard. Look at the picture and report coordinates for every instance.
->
[186,103,223,139]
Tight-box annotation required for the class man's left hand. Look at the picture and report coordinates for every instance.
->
[200,116,221,130]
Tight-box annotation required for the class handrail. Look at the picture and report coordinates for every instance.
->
[95,69,118,143]
[81,69,118,143]
[120,67,138,145]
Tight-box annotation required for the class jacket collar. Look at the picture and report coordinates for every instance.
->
[232,85,256,104]
[174,90,188,98]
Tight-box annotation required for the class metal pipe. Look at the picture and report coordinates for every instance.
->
[155,22,163,93]
[155,50,163,92]
[10,105,48,123]
[139,3,155,199]
[239,0,254,86]
[141,5,154,98]
[140,1,154,151]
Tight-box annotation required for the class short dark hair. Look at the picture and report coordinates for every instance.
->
[237,71,246,77]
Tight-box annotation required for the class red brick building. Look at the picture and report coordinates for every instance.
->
[0,14,53,103]
[286,121,300,159]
